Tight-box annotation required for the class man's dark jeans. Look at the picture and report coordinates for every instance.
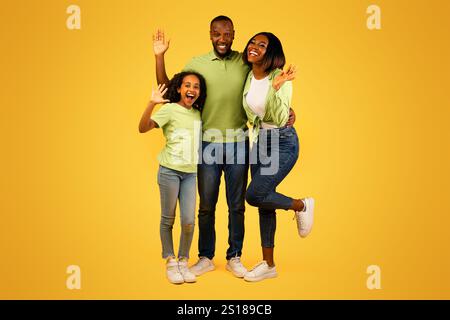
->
[197,140,249,260]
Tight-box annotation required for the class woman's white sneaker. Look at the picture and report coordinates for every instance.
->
[166,257,184,284]
[295,197,315,238]
[244,261,277,282]
[178,258,196,283]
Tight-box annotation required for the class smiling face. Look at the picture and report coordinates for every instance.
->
[209,20,234,58]
[246,34,269,65]
[177,74,201,108]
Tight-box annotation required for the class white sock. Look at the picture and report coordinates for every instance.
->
[301,199,307,212]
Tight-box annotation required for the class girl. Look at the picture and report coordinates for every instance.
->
[139,71,206,284]
[242,32,315,282]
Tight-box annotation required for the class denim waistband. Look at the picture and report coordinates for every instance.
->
[259,125,295,134]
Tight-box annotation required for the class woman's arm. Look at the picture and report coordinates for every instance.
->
[272,65,296,91]
[266,81,292,127]
[272,65,297,126]
[139,84,169,133]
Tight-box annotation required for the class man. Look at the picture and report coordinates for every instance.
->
[152,16,295,278]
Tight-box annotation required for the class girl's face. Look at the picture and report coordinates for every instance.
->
[247,34,269,65]
[177,74,201,108]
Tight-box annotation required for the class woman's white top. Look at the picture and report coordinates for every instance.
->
[245,75,278,129]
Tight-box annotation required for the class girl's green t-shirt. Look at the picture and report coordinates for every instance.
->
[151,103,202,173]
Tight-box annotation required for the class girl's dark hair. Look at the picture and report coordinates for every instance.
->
[242,32,286,73]
[163,71,207,112]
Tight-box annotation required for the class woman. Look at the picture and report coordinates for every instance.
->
[139,71,206,284]
[242,32,315,282]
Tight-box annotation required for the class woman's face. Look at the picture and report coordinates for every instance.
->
[247,34,269,65]
[177,74,201,108]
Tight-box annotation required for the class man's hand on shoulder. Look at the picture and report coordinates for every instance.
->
[286,108,296,126]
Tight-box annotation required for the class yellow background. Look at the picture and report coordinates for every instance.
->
[1,0,450,299]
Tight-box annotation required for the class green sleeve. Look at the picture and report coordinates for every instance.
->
[242,74,256,126]
[264,81,292,127]
[151,104,172,128]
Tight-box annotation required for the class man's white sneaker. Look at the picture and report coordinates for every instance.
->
[189,257,215,276]
[178,258,196,283]
[244,261,277,282]
[295,197,315,238]
[166,257,184,284]
[226,257,247,278]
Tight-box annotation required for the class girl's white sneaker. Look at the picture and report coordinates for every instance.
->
[166,257,184,284]
[178,258,197,283]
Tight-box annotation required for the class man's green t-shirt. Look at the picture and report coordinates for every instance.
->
[151,103,201,173]
[184,51,250,142]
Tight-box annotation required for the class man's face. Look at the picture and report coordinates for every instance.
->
[209,20,234,58]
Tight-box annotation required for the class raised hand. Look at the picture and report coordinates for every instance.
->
[273,64,297,91]
[153,29,170,56]
[150,83,170,104]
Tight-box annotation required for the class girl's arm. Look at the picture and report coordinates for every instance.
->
[138,101,158,133]
[139,84,169,133]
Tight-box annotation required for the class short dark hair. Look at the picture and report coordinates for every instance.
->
[163,71,207,112]
[210,15,234,29]
[242,32,286,73]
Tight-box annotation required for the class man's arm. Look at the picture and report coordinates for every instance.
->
[287,108,296,126]
[153,29,170,86]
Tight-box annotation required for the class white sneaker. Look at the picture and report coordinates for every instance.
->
[244,261,277,282]
[178,258,196,283]
[295,197,315,238]
[166,257,184,284]
[226,257,247,278]
[189,257,215,276]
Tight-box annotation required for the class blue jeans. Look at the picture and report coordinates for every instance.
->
[158,165,196,259]
[246,126,299,248]
[197,140,249,260]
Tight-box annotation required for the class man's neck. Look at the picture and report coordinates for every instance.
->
[213,49,233,59]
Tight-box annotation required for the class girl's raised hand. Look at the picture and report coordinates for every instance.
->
[150,83,170,104]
